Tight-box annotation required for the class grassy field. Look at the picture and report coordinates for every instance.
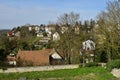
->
[0,67,116,80]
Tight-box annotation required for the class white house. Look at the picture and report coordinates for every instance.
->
[61,26,68,34]
[37,33,44,37]
[82,40,95,51]
[45,27,52,37]
[45,27,52,34]
[14,31,20,37]
[53,32,60,41]
[28,27,32,31]
[81,40,95,63]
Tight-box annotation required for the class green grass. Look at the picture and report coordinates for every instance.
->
[0,67,116,80]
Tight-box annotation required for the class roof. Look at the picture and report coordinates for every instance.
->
[51,51,62,59]
[7,31,14,36]
[17,49,53,66]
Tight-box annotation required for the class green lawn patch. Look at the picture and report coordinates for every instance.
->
[0,67,116,80]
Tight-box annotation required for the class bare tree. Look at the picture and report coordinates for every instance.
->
[57,12,80,27]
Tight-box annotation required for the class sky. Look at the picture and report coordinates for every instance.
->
[0,0,114,29]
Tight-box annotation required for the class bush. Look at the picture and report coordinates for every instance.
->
[2,67,7,70]
[106,59,120,71]
[85,62,99,67]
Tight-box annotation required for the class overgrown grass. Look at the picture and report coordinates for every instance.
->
[106,59,120,71]
[0,67,115,80]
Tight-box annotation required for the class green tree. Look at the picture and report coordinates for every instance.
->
[0,49,6,62]
[97,0,120,62]
[20,26,30,38]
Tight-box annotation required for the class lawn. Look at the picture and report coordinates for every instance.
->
[0,67,116,80]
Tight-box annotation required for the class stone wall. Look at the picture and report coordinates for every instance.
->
[111,69,120,78]
[0,64,79,73]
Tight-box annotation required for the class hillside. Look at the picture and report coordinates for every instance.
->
[0,29,10,36]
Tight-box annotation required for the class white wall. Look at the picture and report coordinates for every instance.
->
[0,65,79,73]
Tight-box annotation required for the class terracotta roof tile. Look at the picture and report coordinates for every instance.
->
[17,49,53,66]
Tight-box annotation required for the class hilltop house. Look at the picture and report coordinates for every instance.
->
[28,25,40,33]
[7,31,20,37]
[74,25,81,34]
[16,49,64,66]
[61,25,68,34]
[81,40,95,63]
[7,31,15,37]
[37,32,44,37]
[53,32,60,41]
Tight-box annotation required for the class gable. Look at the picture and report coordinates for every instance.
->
[82,40,95,50]
[51,52,62,59]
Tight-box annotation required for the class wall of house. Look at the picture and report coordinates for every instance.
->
[0,64,79,73]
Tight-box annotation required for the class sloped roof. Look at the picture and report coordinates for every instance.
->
[51,51,62,59]
[16,49,64,66]
[17,49,53,66]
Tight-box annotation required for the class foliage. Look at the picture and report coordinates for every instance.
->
[42,32,47,37]
[0,61,8,68]
[16,57,24,67]
[0,49,6,61]
[20,26,31,38]
[106,59,120,71]
[0,0,119,66]
[0,67,115,80]
[85,62,99,67]
[95,50,107,62]
[0,11,97,65]
[97,0,120,62]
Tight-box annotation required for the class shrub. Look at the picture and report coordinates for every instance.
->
[106,59,120,71]
[2,67,7,71]
[85,62,99,67]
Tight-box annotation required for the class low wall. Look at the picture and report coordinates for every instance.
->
[0,64,79,73]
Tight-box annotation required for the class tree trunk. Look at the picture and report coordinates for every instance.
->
[107,48,111,62]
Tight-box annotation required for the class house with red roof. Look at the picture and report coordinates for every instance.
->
[16,49,64,66]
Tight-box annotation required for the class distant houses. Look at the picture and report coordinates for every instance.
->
[5,23,98,66]
[6,23,83,40]
[7,31,20,37]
